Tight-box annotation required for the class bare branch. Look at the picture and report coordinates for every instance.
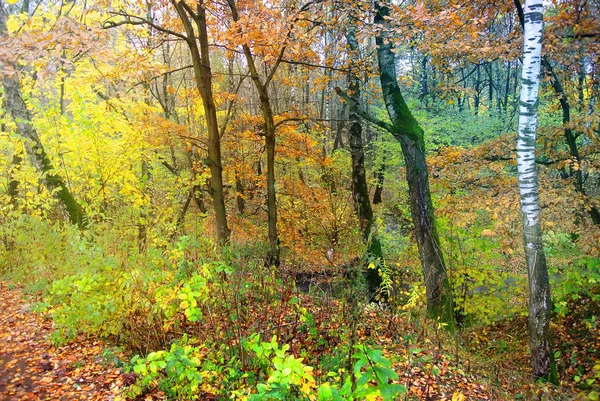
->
[103,12,188,41]
[334,87,395,133]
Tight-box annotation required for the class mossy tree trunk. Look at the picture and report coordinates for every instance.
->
[374,2,454,325]
[0,3,86,227]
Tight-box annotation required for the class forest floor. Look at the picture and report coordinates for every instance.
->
[0,279,594,401]
[0,281,129,401]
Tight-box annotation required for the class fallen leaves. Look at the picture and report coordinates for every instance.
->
[0,282,127,400]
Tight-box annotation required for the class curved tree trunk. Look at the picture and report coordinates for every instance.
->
[515,0,556,382]
[374,2,454,325]
[227,0,280,267]
[0,3,86,228]
[172,0,230,245]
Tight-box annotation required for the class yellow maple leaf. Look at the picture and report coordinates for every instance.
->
[452,390,466,401]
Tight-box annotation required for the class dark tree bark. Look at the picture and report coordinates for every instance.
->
[374,2,454,324]
[7,153,21,207]
[373,163,385,205]
[474,65,481,116]
[227,0,281,267]
[503,61,512,116]
[172,0,231,245]
[235,174,245,215]
[346,23,383,300]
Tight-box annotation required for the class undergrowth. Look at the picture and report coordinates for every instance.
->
[1,215,599,400]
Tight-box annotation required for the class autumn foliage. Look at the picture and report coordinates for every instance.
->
[1,0,600,400]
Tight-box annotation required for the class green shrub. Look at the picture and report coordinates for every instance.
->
[128,336,204,399]
[551,257,600,317]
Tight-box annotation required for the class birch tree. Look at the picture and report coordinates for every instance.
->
[516,0,556,382]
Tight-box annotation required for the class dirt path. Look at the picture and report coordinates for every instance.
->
[0,282,127,401]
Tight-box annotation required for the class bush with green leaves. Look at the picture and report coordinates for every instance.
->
[47,265,129,344]
[316,345,406,401]
[244,335,406,401]
[128,337,204,399]
[550,257,600,317]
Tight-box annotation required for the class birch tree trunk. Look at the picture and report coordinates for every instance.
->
[516,0,556,382]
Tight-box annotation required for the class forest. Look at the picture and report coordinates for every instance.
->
[0,0,599,399]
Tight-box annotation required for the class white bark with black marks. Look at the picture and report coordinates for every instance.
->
[516,0,555,382]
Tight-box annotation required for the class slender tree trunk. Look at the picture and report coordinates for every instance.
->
[7,152,21,206]
[474,65,481,116]
[504,61,511,116]
[138,158,151,252]
[346,23,383,299]
[172,188,193,240]
[227,0,280,267]
[374,2,454,325]
[0,3,86,227]
[514,0,600,224]
[515,0,556,382]
[486,63,494,114]
[373,163,385,205]
[172,0,230,244]
[420,55,429,101]
[192,183,207,214]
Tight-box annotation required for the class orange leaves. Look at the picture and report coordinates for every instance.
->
[0,283,128,400]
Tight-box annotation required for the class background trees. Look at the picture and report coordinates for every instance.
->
[1,0,600,397]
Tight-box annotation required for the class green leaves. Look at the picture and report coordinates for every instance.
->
[351,345,405,401]
[129,340,203,399]
[177,272,209,322]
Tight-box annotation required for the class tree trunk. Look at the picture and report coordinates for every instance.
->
[346,23,383,300]
[515,0,556,382]
[373,163,385,205]
[514,0,600,225]
[374,2,454,325]
[227,0,280,267]
[172,0,230,245]
[0,3,86,227]
[7,153,21,207]
[235,174,245,215]
[474,65,481,116]
[504,61,511,116]
[138,159,151,252]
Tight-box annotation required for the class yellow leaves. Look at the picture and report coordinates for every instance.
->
[481,229,496,238]
[452,390,466,401]
[313,75,330,91]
